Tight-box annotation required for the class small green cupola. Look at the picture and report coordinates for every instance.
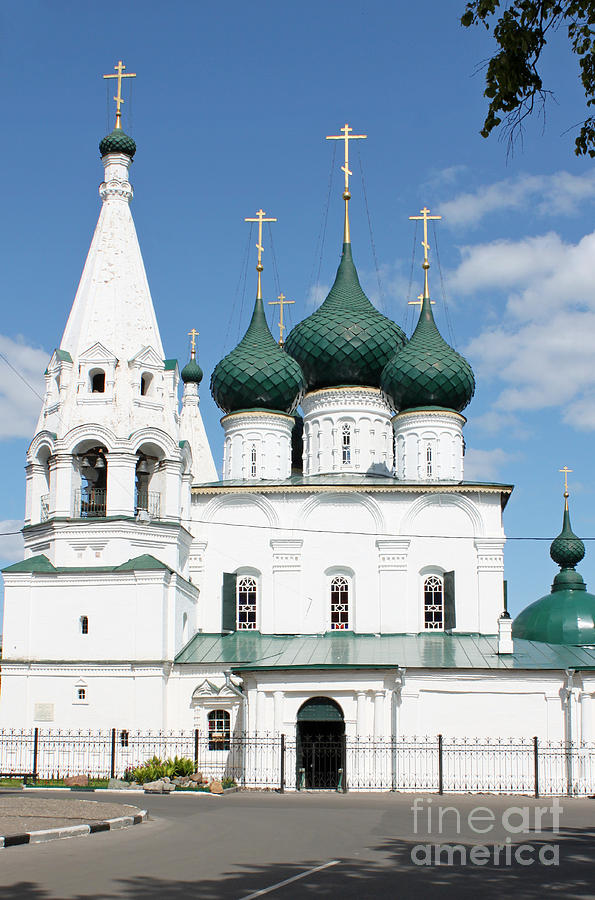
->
[210,209,306,415]
[181,330,203,385]
[380,208,474,413]
[513,477,595,646]
[99,127,137,159]
[284,124,405,391]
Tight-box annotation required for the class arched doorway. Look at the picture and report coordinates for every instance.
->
[296,697,345,790]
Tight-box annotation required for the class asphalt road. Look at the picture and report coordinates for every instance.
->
[0,790,594,899]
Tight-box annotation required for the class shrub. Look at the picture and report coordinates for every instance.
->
[127,755,196,784]
[221,777,236,789]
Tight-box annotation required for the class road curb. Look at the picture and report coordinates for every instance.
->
[0,809,147,849]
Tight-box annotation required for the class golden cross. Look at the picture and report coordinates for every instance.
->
[408,292,435,308]
[103,60,136,130]
[560,465,573,508]
[187,328,199,357]
[268,293,295,345]
[409,206,442,300]
[244,209,277,299]
[326,123,367,194]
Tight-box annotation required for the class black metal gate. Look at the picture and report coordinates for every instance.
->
[296,726,346,789]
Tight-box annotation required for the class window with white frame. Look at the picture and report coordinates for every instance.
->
[237,575,257,630]
[250,445,257,477]
[341,424,351,464]
[330,575,350,630]
[426,443,433,477]
[80,615,89,634]
[208,709,231,750]
[77,687,86,701]
[424,575,444,630]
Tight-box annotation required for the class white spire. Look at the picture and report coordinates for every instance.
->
[180,379,218,484]
[60,150,163,361]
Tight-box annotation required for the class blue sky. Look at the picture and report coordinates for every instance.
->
[1,1,594,618]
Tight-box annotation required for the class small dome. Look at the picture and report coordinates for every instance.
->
[181,357,203,385]
[285,244,406,391]
[211,297,306,414]
[381,296,475,412]
[99,128,137,158]
[513,498,595,645]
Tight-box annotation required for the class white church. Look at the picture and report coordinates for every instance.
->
[3,73,595,782]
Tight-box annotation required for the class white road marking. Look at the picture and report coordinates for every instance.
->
[239,860,340,899]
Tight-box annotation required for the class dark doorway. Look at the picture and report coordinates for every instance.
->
[296,698,345,790]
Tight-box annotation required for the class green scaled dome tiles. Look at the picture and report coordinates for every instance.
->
[181,357,203,385]
[380,296,475,412]
[99,128,137,158]
[211,297,306,414]
[513,500,595,645]
[284,244,406,390]
[550,506,585,569]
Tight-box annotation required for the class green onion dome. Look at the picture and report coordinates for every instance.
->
[380,296,475,413]
[211,297,306,414]
[99,128,137,158]
[513,501,595,645]
[284,243,406,391]
[181,356,203,385]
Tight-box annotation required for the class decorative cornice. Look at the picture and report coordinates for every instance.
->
[394,408,466,426]
[193,482,513,500]
[99,180,133,202]
[303,385,391,416]
[221,410,294,428]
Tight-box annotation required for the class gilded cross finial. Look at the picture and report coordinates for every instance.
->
[409,206,442,300]
[103,60,136,130]
[245,208,277,300]
[408,292,435,309]
[188,328,199,359]
[560,465,573,510]
[326,123,367,243]
[268,293,295,345]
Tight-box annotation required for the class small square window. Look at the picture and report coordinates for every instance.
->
[77,688,86,701]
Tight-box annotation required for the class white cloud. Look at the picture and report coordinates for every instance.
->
[0,520,24,565]
[464,448,515,482]
[306,283,329,308]
[438,171,595,228]
[0,335,48,439]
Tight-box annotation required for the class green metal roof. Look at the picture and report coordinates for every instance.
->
[285,243,405,391]
[210,296,305,415]
[381,295,475,413]
[164,359,178,371]
[55,349,72,363]
[99,127,137,158]
[174,631,595,671]
[4,553,172,576]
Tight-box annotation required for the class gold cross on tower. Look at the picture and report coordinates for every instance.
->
[326,123,367,242]
[560,465,573,509]
[244,209,277,300]
[187,328,199,359]
[409,206,442,301]
[268,293,295,345]
[103,60,137,130]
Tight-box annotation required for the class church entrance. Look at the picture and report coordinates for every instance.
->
[296,698,345,790]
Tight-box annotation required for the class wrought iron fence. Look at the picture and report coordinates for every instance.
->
[135,490,161,519]
[1,728,594,795]
[74,489,107,518]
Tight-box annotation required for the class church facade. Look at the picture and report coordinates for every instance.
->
[3,92,595,780]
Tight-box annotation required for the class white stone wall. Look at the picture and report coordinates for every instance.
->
[221,411,294,481]
[302,387,393,476]
[394,409,466,482]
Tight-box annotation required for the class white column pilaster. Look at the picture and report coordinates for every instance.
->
[376,539,410,633]
[270,540,303,634]
[273,691,284,734]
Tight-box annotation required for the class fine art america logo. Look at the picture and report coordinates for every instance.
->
[410,797,562,866]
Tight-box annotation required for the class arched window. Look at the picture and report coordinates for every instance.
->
[237,576,257,630]
[424,575,444,630]
[77,687,86,701]
[330,575,349,630]
[250,445,257,478]
[90,370,105,393]
[140,373,152,396]
[208,709,231,750]
[80,615,88,635]
[341,424,351,464]
[426,443,433,477]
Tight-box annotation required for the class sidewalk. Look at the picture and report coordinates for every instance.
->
[0,793,146,847]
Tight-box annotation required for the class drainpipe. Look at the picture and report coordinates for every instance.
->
[224,670,248,788]
[564,668,575,796]
[391,667,406,791]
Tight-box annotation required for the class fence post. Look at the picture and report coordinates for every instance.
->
[341,734,347,793]
[110,728,116,780]
[438,734,444,795]
[194,729,199,769]
[32,727,39,780]
[533,736,539,798]
[279,733,285,793]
